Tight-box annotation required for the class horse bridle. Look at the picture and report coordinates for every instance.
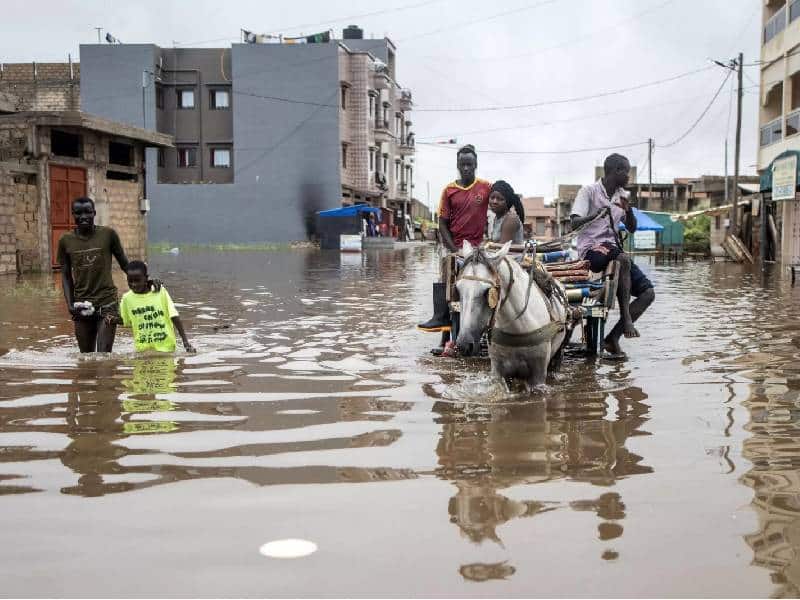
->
[456,251,567,347]
[456,255,515,329]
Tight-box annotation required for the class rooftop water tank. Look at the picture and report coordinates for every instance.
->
[343,25,363,40]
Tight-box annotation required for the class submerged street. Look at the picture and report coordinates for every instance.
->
[0,246,798,597]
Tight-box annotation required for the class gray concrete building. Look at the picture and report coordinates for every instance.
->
[78,27,415,244]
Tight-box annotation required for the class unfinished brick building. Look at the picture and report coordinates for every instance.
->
[0,62,80,112]
[0,111,171,274]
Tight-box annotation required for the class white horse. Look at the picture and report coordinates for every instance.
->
[455,240,574,390]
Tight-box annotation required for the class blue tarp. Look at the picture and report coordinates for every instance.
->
[619,207,664,232]
[318,205,381,218]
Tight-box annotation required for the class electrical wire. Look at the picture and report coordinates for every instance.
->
[417,140,649,155]
[657,70,732,148]
[413,0,676,64]
[416,90,724,140]
[396,0,562,42]
[414,65,714,112]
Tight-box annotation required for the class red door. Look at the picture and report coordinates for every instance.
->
[50,165,86,268]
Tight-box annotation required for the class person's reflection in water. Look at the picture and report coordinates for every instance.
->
[431,361,653,579]
[61,356,180,496]
[742,377,800,596]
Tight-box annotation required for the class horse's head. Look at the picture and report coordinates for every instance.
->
[455,240,511,356]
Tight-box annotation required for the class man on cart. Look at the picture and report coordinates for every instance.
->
[417,144,492,353]
[570,153,655,359]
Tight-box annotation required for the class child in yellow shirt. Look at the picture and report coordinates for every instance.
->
[114,260,195,353]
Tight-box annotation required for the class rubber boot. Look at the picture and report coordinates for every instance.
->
[417,283,451,332]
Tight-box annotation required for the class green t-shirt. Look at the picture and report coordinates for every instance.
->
[56,226,124,308]
[120,287,180,353]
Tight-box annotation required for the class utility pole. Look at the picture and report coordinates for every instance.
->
[724,138,729,205]
[648,138,653,207]
[732,52,743,234]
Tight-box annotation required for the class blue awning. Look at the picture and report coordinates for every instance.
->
[318,205,381,218]
[619,208,664,232]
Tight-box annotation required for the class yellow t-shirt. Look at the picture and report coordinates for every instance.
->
[120,287,180,352]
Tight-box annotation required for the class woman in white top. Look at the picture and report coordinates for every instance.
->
[488,180,525,244]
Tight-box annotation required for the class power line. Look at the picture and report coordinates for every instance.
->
[268,0,447,34]
[416,91,722,140]
[414,65,714,112]
[396,0,562,42]
[413,0,676,64]
[657,70,732,148]
[417,140,649,155]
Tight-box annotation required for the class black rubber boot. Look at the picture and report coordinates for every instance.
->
[417,283,451,332]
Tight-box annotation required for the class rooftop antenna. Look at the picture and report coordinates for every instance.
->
[95,27,102,43]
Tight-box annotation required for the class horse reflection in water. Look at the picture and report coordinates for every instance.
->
[430,361,653,581]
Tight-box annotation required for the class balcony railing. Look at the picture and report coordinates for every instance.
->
[787,109,800,137]
[765,4,787,44]
[761,117,783,147]
[792,0,800,24]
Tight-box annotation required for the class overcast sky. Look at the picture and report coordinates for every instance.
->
[2,0,762,210]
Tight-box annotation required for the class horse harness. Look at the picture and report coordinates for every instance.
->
[456,253,567,348]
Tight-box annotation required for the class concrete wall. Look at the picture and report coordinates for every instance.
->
[80,43,343,244]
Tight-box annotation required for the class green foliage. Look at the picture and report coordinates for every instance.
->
[683,215,710,254]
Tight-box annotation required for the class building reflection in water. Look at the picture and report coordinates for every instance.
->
[431,360,652,581]
[741,373,800,597]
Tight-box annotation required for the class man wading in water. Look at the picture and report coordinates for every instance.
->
[417,145,491,353]
[58,196,135,353]
[570,154,655,358]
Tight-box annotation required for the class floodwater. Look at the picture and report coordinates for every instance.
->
[0,246,798,597]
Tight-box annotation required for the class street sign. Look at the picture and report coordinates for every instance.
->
[634,230,656,250]
[773,154,798,201]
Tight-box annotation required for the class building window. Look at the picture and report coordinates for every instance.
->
[382,154,388,173]
[210,89,230,109]
[536,218,546,236]
[155,85,164,109]
[369,148,375,171]
[395,161,400,180]
[177,147,197,167]
[341,143,347,169]
[50,129,81,158]
[369,95,375,117]
[210,148,231,168]
[157,148,165,168]
[177,88,195,109]
[109,141,133,166]
[340,85,347,110]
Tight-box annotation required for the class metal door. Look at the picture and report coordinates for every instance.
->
[50,165,86,268]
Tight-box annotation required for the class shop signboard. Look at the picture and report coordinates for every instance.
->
[773,154,798,201]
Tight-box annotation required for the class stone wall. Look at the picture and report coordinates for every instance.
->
[0,171,15,274]
[105,176,147,261]
[14,173,39,272]
[0,62,80,111]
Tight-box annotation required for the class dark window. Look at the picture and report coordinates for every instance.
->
[369,148,375,171]
[340,86,347,110]
[177,88,195,109]
[51,129,81,158]
[341,143,347,169]
[177,147,197,167]
[382,154,388,173]
[109,141,133,166]
[106,170,138,182]
[155,85,164,109]
[369,95,374,116]
[210,89,230,109]
[210,148,231,168]
[157,148,165,168]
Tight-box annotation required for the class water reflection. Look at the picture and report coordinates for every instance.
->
[431,359,652,579]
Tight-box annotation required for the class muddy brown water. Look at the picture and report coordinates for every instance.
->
[0,247,798,597]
